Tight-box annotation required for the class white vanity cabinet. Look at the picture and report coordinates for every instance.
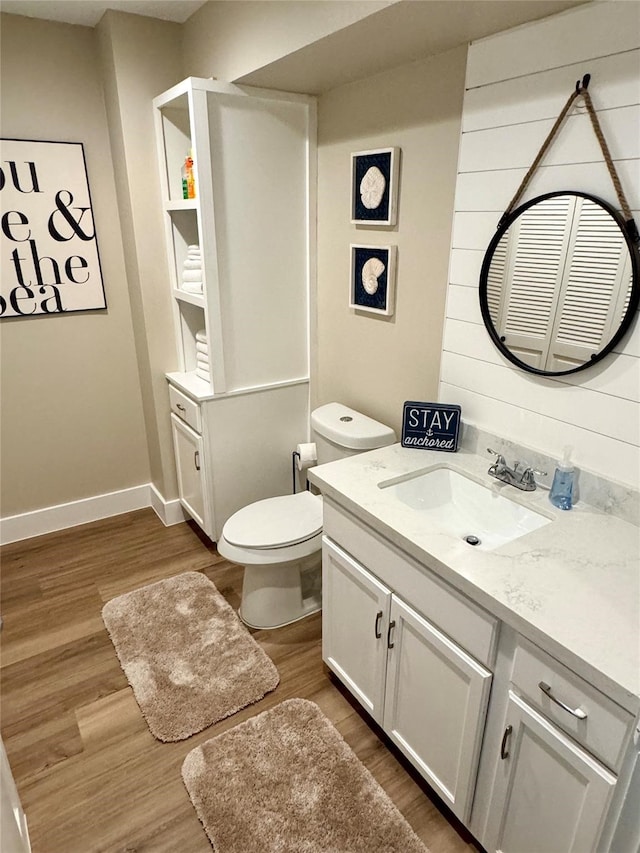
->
[322,506,496,824]
[320,496,638,851]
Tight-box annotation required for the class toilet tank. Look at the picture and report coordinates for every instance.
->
[310,402,396,464]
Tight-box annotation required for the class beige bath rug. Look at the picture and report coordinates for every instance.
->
[182,698,428,853]
[102,572,279,741]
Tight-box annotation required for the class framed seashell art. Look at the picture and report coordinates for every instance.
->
[351,148,400,226]
[349,244,397,316]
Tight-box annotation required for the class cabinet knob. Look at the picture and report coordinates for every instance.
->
[500,724,513,760]
[374,610,383,639]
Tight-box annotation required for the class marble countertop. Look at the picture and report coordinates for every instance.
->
[309,443,640,714]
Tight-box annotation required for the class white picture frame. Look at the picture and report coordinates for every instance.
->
[349,244,397,317]
[351,147,400,226]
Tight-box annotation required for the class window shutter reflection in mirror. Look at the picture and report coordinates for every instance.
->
[549,199,633,371]
[497,196,572,370]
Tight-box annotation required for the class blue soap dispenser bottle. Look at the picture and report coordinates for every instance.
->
[549,445,574,510]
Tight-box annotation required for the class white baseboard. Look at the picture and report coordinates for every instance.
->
[0,484,185,546]
[149,484,187,527]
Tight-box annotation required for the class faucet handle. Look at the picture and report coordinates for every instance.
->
[520,466,547,488]
[487,447,506,464]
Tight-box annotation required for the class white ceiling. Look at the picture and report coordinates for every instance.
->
[0,0,207,27]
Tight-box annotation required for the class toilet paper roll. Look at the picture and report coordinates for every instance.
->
[296,442,317,471]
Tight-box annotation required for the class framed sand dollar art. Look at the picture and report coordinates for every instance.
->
[351,148,400,226]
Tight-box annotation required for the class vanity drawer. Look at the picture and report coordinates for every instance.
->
[169,385,201,433]
[323,500,498,668]
[511,638,633,771]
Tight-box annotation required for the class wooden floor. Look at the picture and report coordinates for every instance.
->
[0,509,480,853]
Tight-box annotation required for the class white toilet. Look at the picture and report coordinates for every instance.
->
[217,402,396,629]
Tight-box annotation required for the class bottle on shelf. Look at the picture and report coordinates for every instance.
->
[182,150,196,200]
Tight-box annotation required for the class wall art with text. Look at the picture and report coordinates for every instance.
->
[0,138,106,319]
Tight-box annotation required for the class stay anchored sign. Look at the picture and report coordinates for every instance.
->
[0,139,106,318]
[401,401,461,452]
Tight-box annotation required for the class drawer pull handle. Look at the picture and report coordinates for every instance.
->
[194,450,201,471]
[539,681,587,720]
[387,620,396,649]
[500,724,513,760]
[176,403,186,412]
[374,610,383,639]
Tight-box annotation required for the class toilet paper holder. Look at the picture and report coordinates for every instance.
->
[291,442,317,494]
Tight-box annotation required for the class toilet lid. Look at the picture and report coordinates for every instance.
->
[223,491,323,550]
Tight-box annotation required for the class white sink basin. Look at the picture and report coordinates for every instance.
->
[379,466,552,550]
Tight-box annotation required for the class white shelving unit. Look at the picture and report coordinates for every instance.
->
[154,77,316,539]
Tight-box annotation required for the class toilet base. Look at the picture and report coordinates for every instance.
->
[239,552,321,630]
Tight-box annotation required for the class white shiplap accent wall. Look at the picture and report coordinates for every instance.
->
[440,2,640,488]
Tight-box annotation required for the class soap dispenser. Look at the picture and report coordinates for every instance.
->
[549,445,574,510]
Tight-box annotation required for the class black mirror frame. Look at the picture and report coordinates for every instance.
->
[479,190,640,377]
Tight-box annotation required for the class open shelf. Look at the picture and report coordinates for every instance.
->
[165,199,198,212]
[174,289,205,308]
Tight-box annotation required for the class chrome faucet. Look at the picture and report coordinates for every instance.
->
[487,448,546,492]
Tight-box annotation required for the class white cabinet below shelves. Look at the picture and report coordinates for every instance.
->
[170,413,210,535]
[168,378,309,541]
[322,537,492,823]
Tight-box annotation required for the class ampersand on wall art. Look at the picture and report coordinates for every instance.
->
[0,138,106,319]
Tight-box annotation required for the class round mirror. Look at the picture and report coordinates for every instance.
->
[479,191,639,376]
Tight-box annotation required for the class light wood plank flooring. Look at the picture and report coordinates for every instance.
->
[1,508,481,853]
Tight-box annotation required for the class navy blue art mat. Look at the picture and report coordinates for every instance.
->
[352,151,391,222]
[401,402,461,452]
[352,246,389,311]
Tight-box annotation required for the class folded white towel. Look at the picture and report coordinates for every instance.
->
[195,367,210,383]
[182,269,202,283]
[196,356,209,370]
[183,259,202,271]
[187,244,200,253]
[195,341,209,355]
[181,282,203,294]
[195,330,207,343]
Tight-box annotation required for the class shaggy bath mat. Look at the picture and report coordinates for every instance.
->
[102,572,279,741]
[182,698,428,853]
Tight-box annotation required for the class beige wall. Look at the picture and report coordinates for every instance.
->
[315,47,467,436]
[97,11,184,499]
[0,14,150,517]
[182,0,394,82]
[0,4,466,525]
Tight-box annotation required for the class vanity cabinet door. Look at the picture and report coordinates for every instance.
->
[486,691,616,853]
[383,597,492,823]
[322,538,391,725]
[170,414,211,535]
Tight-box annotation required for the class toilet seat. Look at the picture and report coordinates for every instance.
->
[223,491,323,550]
